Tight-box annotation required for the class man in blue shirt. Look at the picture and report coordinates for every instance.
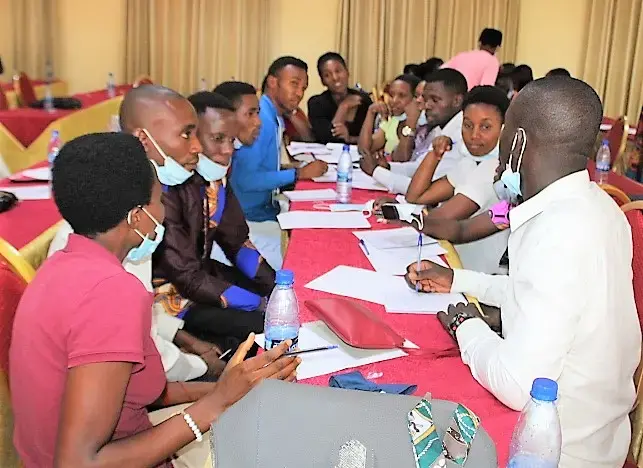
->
[228,57,327,269]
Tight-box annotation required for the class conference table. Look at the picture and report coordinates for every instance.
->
[284,180,518,465]
[0,84,131,147]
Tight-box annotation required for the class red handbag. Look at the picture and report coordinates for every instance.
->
[305,297,458,357]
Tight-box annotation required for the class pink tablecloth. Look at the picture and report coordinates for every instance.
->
[0,162,60,249]
[0,84,131,147]
[284,180,518,465]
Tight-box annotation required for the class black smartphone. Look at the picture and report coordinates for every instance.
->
[380,203,401,221]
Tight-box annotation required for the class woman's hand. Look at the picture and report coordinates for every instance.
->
[368,102,390,120]
[430,136,453,160]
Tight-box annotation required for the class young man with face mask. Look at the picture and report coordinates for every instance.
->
[229,56,328,270]
[360,68,468,195]
[48,85,228,383]
[406,77,640,468]
[152,91,275,349]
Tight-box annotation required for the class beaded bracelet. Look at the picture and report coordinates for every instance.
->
[180,410,203,442]
[447,313,473,340]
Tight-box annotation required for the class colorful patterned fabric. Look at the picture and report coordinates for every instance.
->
[408,395,480,468]
[203,180,227,227]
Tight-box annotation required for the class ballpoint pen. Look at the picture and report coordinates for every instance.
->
[415,233,423,292]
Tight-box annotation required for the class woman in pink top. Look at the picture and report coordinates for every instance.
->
[9,133,299,468]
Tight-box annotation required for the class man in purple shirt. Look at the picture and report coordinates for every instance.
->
[442,28,502,90]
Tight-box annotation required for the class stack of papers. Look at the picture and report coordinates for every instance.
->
[9,167,52,182]
[283,189,337,201]
[0,185,51,200]
[277,211,371,229]
[313,167,388,192]
[305,265,466,314]
[353,227,437,249]
[287,142,330,156]
[255,321,416,379]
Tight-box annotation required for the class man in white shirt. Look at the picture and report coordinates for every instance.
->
[360,69,467,194]
[406,77,641,467]
[48,221,225,382]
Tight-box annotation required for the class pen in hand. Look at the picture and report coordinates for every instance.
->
[415,233,423,292]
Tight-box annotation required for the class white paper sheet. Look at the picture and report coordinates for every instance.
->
[305,265,392,304]
[277,211,371,230]
[0,185,51,200]
[255,321,416,380]
[283,189,337,201]
[312,167,388,191]
[287,142,330,156]
[314,150,361,165]
[384,286,467,314]
[353,227,438,249]
[358,241,447,276]
[13,167,52,181]
[328,203,367,212]
[292,154,316,163]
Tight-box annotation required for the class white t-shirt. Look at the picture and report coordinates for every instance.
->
[450,156,509,274]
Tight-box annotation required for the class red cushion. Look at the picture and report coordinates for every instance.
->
[284,108,310,141]
[626,209,643,327]
[14,73,36,107]
[623,459,637,468]
[608,118,625,163]
[0,263,26,373]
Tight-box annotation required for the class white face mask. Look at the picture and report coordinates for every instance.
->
[459,140,500,163]
[196,153,229,182]
[143,129,193,186]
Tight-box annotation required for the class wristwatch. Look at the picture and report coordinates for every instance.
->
[401,125,416,137]
[448,312,474,340]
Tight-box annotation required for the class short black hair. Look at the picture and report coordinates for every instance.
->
[479,28,503,48]
[511,64,534,91]
[212,81,257,108]
[52,132,154,237]
[424,68,468,96]
[417,57,443,77]
[188,91,235,115]
[500,63,515,75]
[119,84,184,133]
[393,73,422,92]
[513,77,602,162]
[403,63,419,75]
[546,68,571,78]
[267,56,308,78]
[317,52,347,77]
[463,85,510,121]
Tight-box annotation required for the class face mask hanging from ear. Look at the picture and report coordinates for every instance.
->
[126,206,165,263]
[142,129,193,186]
[196,153,229,182]
[493,127,526,204]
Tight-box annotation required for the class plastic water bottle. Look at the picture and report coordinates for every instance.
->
[508,378,562,468]
[264,269,300,351]
[107,72,116,98]
[43,61,54,112]
[47,130,62,167]
[595,139,611,185]
[336,144,353,203]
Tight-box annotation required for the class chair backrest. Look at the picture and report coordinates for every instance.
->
[0,88,8,111]
[0,263,26,467]
[607,116,630,165]
[601,183,632,206]
[133,75,153,88]
[622,201,643,410]
[0,237,36,284]
[12,72,36,107]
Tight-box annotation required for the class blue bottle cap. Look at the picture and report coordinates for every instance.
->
[275,269,294,285]
[602,138,609,146]
[343,144,350,151]
[530,378,558,402]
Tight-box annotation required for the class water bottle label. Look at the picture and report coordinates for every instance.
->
[337,172,349,182]
[596,162,610,171]
[264,336,298,351]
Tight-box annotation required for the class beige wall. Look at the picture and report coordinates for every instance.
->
[54,0,127,94]
[515,0,590,78]
[268,0,341,108]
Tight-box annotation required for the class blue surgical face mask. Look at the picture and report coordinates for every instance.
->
[196,153,229,182]
[493,128,526,204]
[143,129,193,186]
[126,206,165,263]
[233,138,242,150]
[417,110,428,127]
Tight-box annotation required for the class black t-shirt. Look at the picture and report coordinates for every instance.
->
[307,89,372,144]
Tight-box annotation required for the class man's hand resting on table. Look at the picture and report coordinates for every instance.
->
[405,259,454,293]
[296,160,328,180]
